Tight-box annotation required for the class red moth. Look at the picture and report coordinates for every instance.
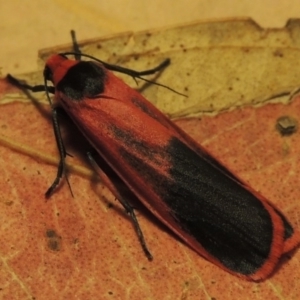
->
[7,31,300,281]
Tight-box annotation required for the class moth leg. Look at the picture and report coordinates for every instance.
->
[6,74,55,94]
[87,151,153,260]
[45,106,73,198]
[6,75,71,197]
[101,59,170,77]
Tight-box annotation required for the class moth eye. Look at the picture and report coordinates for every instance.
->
[43,65,53,81]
